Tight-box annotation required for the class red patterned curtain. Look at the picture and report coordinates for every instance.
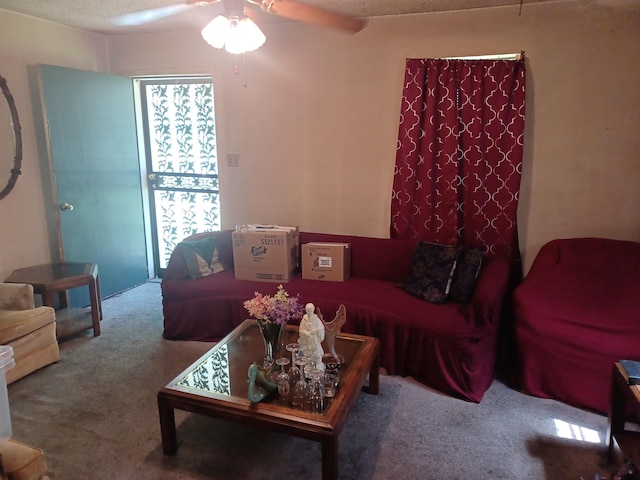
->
[391,57,526,271]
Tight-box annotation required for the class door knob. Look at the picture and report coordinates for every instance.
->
[60,202,74,211]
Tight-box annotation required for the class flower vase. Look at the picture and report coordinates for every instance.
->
[257,321,284,369]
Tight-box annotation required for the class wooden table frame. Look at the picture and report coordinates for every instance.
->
[5,262,103,337]
[606,362,640,465]
[158,320,379,480]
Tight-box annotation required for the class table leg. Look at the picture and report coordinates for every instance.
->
[0,451,6,480]
[42,290,55,308]
[158,395,178,454]
[57,291,69,309]
[95,274,103,321]
[321,436,339,480]
[364,348,380,395]
[88,278,101,337]
[607,364,627,462]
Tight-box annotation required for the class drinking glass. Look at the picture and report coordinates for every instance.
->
[323,371,338,398]
[308,368,325,414]
[285,342,300,384]
[291,356,310,410]
[322,353,342,397]
[275,356,290,397]
[322,353,344,375]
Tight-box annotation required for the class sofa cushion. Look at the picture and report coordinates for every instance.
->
[0,306,56,344]
[5,321,60,384]
[449,246,485,304]
[0,283,36,310]
[177,236,228,279]
[399,242,461,304]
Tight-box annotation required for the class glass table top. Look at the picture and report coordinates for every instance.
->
[172,320,368,407]
[7,262,96,283]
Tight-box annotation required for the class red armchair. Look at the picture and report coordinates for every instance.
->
[513,237,640,414]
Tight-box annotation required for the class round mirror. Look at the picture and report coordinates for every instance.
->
[0,75,22,201]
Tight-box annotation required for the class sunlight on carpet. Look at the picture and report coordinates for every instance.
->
[554,419,602,443]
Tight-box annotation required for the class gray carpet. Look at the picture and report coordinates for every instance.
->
[6,282,617,479]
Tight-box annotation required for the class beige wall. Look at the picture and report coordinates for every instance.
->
[1,0,638,281]
[0,10,109,280]
[108,0,640,272]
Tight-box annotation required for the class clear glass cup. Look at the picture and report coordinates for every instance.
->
[308,369,325,413]
[291,356,310,410]
[285,342,301,384]
[323,371,338,398]
[275,356,290,397]
[322,353,344,375]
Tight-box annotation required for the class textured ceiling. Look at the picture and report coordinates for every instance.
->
[0,0,553,35]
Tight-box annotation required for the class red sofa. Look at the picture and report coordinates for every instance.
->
[513,237,640,414]
[161,230,510,403]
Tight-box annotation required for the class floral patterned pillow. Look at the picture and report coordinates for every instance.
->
[399,242,462,304]
[448,246,485,304]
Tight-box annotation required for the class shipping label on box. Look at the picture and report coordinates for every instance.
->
[232,225,299,283]
[302,242,351,282]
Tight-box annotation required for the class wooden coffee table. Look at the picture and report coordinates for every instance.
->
[158,319,379,480]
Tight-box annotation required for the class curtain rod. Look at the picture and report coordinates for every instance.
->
[442,51,525,60]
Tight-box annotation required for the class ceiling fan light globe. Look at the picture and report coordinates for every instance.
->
[201,14,232,49]
[224,17,266,54]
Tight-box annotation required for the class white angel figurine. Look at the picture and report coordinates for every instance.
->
[298,303,325,371]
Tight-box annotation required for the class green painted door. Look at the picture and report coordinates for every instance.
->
[38,64,148,302]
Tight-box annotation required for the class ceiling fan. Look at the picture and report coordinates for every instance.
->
[115,0,366,53]
[115,0,368,33]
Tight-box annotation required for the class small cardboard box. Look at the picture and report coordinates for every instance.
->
[302,242,351,282]
[232,225,299,283]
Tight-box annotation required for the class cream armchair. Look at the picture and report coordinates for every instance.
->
[0,283,59,384]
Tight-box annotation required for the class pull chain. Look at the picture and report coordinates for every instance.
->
[233,54,248,87]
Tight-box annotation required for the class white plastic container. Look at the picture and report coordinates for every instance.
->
[0,345,15,444]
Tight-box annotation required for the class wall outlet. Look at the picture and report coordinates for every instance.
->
[227,153,240,167]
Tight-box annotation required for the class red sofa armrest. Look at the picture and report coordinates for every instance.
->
[468,256,510,328]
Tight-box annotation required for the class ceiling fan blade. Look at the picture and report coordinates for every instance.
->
[243,6,263,26]
[113,3,194,26]
[255,0,366,33]
[113,1,223,27]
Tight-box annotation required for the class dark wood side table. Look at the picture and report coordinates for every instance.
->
[606,362,640,465]
[5,262,103,337]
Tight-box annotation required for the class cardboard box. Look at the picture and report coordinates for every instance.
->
[232,225,299,283]
[302,242,351,282]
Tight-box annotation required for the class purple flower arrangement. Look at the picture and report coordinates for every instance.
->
[243,284,305,327]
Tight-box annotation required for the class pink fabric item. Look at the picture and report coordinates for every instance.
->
[514,237,640,414]
[162,230,510,403]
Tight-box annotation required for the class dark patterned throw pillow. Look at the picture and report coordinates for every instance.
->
[448,246,485,304]
[399,242,462,304]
